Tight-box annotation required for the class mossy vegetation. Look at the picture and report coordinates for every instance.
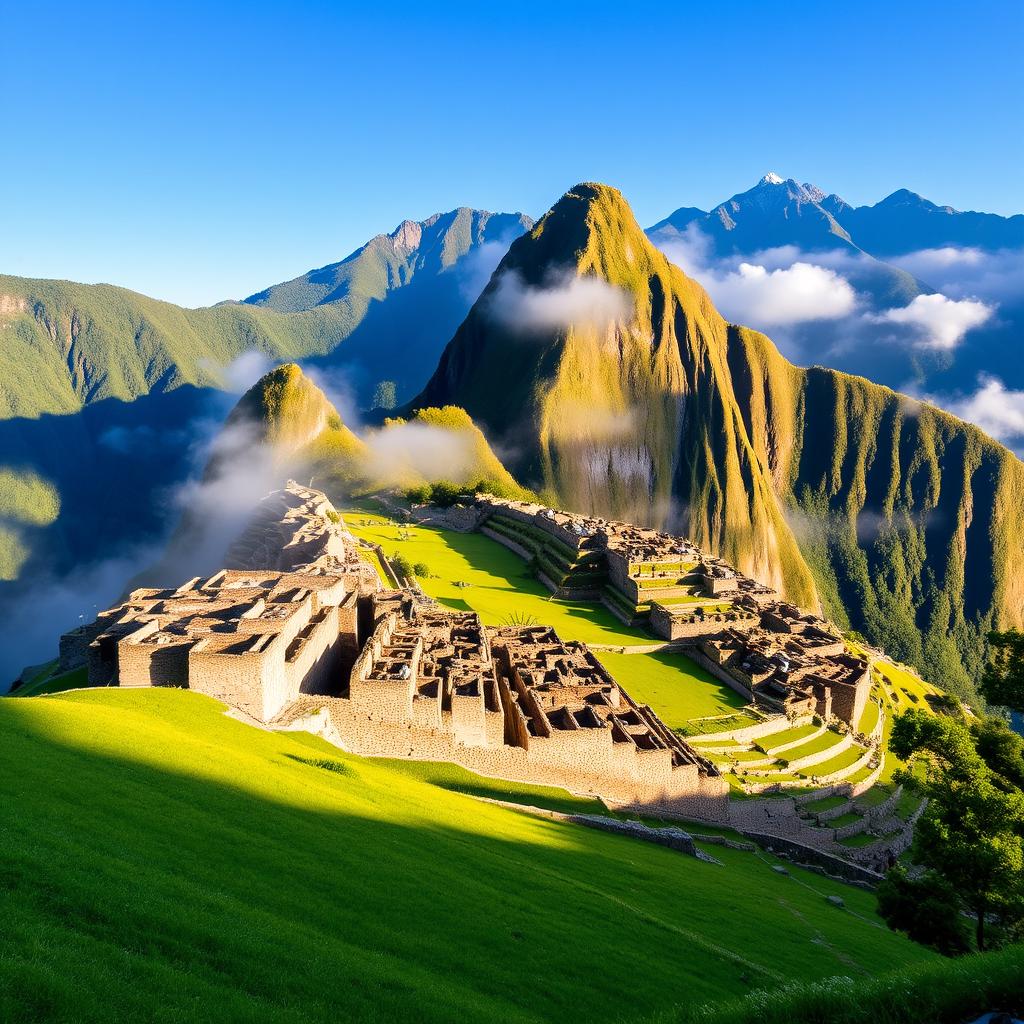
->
[341,506,649,646]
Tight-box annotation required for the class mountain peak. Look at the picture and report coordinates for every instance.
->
[229,363,345,453]
[389,218,423,252]
[876,188,937,210]
[760,172,784,185]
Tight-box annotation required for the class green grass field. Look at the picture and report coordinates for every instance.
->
[0,688,937,1023]
[774,728,846,762]
[342,508,649,646]
[594,651,752,730]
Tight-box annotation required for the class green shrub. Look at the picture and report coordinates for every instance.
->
[389,552,414,580]
[405,484,432,505]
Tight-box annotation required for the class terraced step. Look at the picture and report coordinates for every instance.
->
[781,732,854,773]
[761,722,827,755]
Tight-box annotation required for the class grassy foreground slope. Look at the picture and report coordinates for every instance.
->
[0,689,933,1023]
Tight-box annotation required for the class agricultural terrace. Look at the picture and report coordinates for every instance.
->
[339,505,946,814]
[341,506,769,736]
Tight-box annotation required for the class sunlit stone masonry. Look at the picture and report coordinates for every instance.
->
[60,482,730,821]
[475,497,870,728]
[59,483,875,825]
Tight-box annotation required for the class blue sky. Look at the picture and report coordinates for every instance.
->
[3,0,1021,307]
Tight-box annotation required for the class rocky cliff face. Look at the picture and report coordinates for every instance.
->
[414,182,1024,694]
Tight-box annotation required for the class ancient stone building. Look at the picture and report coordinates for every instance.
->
[476,496,777,629]
[474,496,867,729]
[285,594,730,821]
[61,566,362,721]
[59,482,380,721]
[695,605,870,727]
[60,482,871,823]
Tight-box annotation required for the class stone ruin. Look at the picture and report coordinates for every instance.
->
[59,482,730,822]
[476,497,870,728]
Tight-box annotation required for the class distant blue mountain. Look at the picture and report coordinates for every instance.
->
[244,208,533,405]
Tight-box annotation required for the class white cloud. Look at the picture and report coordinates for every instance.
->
[927,374,1024,444]
[199,350,275,393]
[872,293,993,350]
[890,247,1024,304]
[454,233,525,303]
[363,421,477,483]
[651,225,857,328]
[486,269,633,334]
[649,223,714,278]
[708,261,857,327]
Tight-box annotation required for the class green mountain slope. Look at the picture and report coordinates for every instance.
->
[244,208,533,404]
[222,363,528,499]
[245,208,532,313]
[414,182,1024,694]
[0,274,335,421]
[0,687,934,1022]
[0,209,528,589]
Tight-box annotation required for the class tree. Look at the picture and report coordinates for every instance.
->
[887,710,1024,951]
[972,717,1024,791]
[428,480,465,507]
[389,552,414,581]
[405,484,431,505]
[876,866,970,956]
[981,630,1024,712]
[372,380,398,411]
[412,562,429,578]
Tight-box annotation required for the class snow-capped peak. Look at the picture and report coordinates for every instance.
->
[760,172,785,185]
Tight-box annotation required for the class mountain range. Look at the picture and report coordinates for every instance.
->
[647,174,1024,400]
[651,173,1024,258]
[1,176,1023,694]
[414,182,1024,697]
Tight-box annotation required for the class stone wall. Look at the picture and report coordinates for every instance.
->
[737,831,882,885]
[280,696,731,823]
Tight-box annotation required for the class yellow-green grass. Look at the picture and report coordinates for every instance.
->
[838,830,899,849]
[759,723,820,751]
[796,744,868,780]
[857,696,882,736]
[829,812,863,829]
[856,785,895,809]
[0,689,935,1022]
[709,748,772,765]
[773,728,847,762]
[11,665,88,698]
[341,507,650,646]
[801,794,849,814]
[845,763,881,786]
[684,712,765,737]
[356,545,391,585]
[668,943,1024,1024]
[594,651,753,732]
[336,749,608,817]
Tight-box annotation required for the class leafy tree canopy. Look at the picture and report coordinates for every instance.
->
[888,710,1024,951]
[981,630,1024,712]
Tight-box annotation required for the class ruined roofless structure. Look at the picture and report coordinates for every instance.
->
[59,483,380,721]
[294,596,729,820]
[60,482,729,821]
[475,497,869,728]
